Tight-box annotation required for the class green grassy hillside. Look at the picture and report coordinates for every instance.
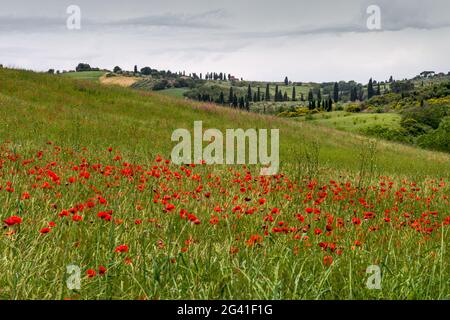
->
[1,68,449,178]
[61,71,106,82]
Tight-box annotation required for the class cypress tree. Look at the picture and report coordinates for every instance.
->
[253,92,257,102]
[284,76,289,86]
[283,92,288,101]
[219,91,224,104]
[233,94,238,108]
[292,86,296,101]
[333,82,339,102]
[239,97,245,109]
[228,87,234,104]
[308,89,314,105]
[368,78,374,99]
[317,88,322,102]
[247,84,252,102]
[275,85,279,102]
[265,84,270,101]
[328,98,333,111]
[257,87,261,102]
[349,87,355,102]
[377,82,381,95]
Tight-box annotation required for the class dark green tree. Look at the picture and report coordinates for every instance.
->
[247,84,252,102]
[228,87,234,104]
[284,76,289,86]
[308,89,314,105]
[265,84,270,101]
[239,96,245,109]
[140,67,152,75]
[292,86,296,101]
[350,86,357,102]
[368,78,375,99]
[333,82,339,102]
[76,63,91,72]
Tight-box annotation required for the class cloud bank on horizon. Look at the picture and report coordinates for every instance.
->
[0,0,449,82]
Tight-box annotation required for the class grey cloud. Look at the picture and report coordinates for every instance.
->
[228,2,450,40]
[0,16,65,32]
[0,9,229,34]
[104,9,229,29]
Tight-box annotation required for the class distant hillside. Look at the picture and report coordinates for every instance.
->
[1,67,450,178]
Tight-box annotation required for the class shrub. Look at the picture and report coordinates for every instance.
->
[400,118,430,136]
[417,117,450,152]
[361,125,411,143]
[345,103,361,113]
[401,105,449,129]
[152,80,170,91]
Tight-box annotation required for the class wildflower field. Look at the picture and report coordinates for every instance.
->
[0,69,449,299]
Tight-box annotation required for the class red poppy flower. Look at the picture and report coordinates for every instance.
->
[72,215,83,222]
[98,266,107,276]
[4,216,22,226]
[86,269,96,278]
[115,244,129,253]
[165,203,175,211]
[40,228,51,234]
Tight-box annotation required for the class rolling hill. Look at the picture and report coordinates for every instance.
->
[1,68,449,178]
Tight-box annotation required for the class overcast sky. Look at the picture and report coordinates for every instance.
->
[1,0,449,83]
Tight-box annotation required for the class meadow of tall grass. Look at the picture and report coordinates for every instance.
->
[0,68,448,299]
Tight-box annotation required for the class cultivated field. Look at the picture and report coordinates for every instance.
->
[0,68,448,299]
